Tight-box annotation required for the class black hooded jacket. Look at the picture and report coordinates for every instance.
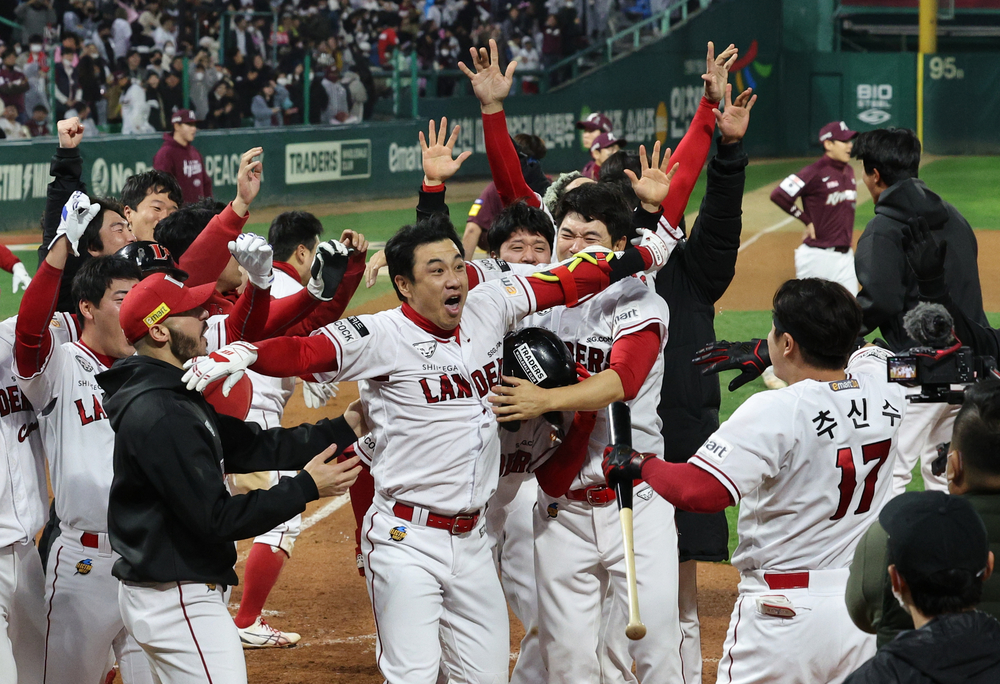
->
[98,355,357,585]
[844,611,1000,684]
[855,178,987,351]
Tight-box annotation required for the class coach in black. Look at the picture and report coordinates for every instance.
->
[99,273,362,683]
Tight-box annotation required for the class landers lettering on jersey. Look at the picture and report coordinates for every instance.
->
[420,359,503,403]
[0,384,33,416]
[697,435,734,464]
[566,341,608,375]
[501,449,532,476]
[75,395,107,426]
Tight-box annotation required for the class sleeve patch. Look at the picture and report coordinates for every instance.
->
[468,200,483,217]
[329,317,371,344]
[779,174,806,197]
[696,435,735,465]
[478,258,511,273]
[829,379,861,391]
[499,276,523,298]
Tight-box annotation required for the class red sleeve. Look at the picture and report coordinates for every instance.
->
[251,333,340,377]
[0,244,21,272]
[176,203,249,287]
[640,459,733,514]
[280,253,366,337]
[14,260,61,376]
[260,288,321,338]
[661,97,719,227]
[346,454,374,544]
[482,110,541,208]
[535,411,596,497]
[609,325,661,401]
[526,249,653,309]
[223,283,270,343]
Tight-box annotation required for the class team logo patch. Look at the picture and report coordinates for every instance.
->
[75,559,93,575]
[49,317,62,328]
[412,341,437,359]
[330,316,370,344]
[143,302,171,328]
[697,436,734,464]
[389,525,408,542]
[829,379,860,391]
[636,486,653,501]
[468,200,483,217]
[206,583,216,591]
[75,355,94,373]
[499,276,521,298]
[513,343,547,384]
[546,503,559,519]
[779,174,805,197]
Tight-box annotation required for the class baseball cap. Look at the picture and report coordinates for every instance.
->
[819,121,857,143]
[119,273,216,344]
[880,490,990,581]
[116,241,189,282]
[590,131,626,152]
[170,109,199,125]
[576,112,613,133]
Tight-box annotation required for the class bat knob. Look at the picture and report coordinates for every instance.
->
[625,622,646,641]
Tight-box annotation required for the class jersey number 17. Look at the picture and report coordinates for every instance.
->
[830,439,891,521]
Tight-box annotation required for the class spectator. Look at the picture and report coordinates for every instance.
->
[251,79,281,127]
[230,13,256,59]
[541,14,562,69]
[94,21,118,64]
[844,490,1000,683]
[0,48,30,118]
[206,78,239,129]
[153,109,212,204]
[104,70,131,127]
[153,15,178,50]
[120,74,154,134]
[159,70,184,116]
[15,0,56,46]
[65,100,99,136]
[125,49,144,82]
[514,36,540,93]
[111,8,134,62]
[320,66,349,124]
[341,68,367,123]
[25,104,50,136]
[0,104,30,138]
[144,71,166,131]
[53,48,83,120]
[62,0,88,40]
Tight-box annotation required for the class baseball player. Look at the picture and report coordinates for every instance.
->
[577,112,614,180]
[606,278,907,684]
[770,121,859,293]
[180,201,669,684]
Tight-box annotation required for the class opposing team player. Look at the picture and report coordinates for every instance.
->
[606,279,907,684]
[770,121,859,293]
[180,204,670,683]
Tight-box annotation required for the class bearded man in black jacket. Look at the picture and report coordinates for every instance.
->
[99,273,363,683]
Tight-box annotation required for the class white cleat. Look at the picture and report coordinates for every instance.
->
[236,617,301,649]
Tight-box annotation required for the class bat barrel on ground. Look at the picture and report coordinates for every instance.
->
[606,402,646,640]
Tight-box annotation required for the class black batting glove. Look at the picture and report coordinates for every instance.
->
[307,240,353,301]
[602,445,651,485]
[693,339,770,392]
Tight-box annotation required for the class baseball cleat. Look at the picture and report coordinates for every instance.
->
[236,616,301,648]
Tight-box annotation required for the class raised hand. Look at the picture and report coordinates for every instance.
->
[624,141,679,211]
[302,379,340,409]
[364,249,387,289]
[307,240,352,301]
[457,38,516,114]
[339,230,369,255]
[715,84,757,144]
[692,339,770,392]
[182,341,259,395]
[421,116,472,185]
[703,41,738,104]
[302,449,362,498]
[233,147,263,217]
[58,117,86,149]
[53,191,101,256]
[228,233,273,289]
[11,263,31,293]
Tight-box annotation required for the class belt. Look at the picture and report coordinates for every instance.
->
[392,503,480,535]
[565,485,617,505]
[81,532,102,549]
[764,572,810,590]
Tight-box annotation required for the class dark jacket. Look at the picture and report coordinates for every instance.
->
[844,611,1000,684]
[37,147,87,312]
[652,139,746,562]
[153,133,213,204]
[855,178,987,351]
[98,356,357,585]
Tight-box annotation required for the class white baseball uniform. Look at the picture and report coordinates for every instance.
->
[526,276,682,684]
[0,313,76,684]
[891,393,953,494]
[14,330,152,684]
[304,275,539,684]
[690,347,906,684]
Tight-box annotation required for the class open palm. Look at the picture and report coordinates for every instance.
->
[458,39,516,113]
[421,116,472,183]
[715,84,757,144]
[624,141,679,209]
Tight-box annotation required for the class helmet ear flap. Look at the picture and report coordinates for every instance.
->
[501,327,578,390]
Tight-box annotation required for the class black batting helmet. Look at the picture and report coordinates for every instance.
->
[116,241,189,281]
[503,327,577,388]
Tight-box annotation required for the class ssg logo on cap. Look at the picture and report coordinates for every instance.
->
[143,302,171,328]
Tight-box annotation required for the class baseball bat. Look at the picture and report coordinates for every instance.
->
[607,402,646,641]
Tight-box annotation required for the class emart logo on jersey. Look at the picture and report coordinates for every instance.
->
[697,436,734,464]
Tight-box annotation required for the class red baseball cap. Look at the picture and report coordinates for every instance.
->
[171,109,199,125]
[119,273,216,344]
[576,112,613,133]
[819,121,857,143]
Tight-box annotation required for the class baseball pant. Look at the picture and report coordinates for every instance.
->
[892,391,952,494]
[42,526,152,684]
[0,541,45,684]
[679,560,702,684]
[252,470,302,556]
[362,496,509,684]
[119,581,246,684]
[535,486,682,684]
[794,244,859,294]
[716,569,874,684]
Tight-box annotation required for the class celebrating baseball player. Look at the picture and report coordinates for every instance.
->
[605,278,907,684]
[770,121,859,293]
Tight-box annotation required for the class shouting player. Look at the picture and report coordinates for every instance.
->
[605,278,907,684]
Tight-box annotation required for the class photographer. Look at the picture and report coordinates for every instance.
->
[844,489,999,683]
[846,378,1000,650]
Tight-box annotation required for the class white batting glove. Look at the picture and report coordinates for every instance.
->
[229,233,274,289]
[52,191,100,256]
[11,263,31,293]
[181,341,258,395]
[302,379,340,408]
[630,228,672,274]
[307,240,352,301]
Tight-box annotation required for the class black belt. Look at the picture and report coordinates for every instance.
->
[810,245,851,254]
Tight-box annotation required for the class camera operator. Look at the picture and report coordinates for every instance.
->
[852,128,988,494]
[846,377,1000,653]
[843,487,1000,683]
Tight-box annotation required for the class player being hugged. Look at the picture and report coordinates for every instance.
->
[605,278,907,684]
